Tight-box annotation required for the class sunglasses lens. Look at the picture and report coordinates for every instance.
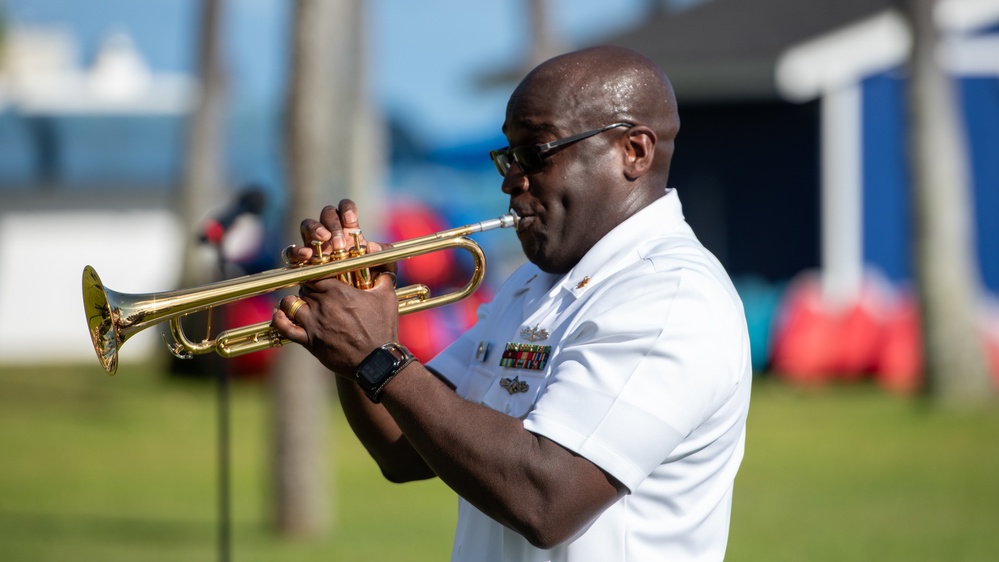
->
[489,150,511,177]
[511,147,543,173]
[489,146,545,177]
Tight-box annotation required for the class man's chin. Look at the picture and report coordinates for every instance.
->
[520,242,545,269]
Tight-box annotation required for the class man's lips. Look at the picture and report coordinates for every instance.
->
[509,207,534,224]
[513,214,535,232]
[508,204,539,237]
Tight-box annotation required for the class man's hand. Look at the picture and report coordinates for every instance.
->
[274,274,399,374]
[284,199,387,265]
[272,199,400,375]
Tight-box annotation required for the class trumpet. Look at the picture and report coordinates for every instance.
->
[83,213,519,375]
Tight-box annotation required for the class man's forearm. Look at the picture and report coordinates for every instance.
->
[379,363,623,549]
[334,375,436,482]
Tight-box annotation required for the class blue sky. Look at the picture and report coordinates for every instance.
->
[1,0,696,147]
[371,0,652,145]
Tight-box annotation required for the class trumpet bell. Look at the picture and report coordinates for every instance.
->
[83,265,120,375]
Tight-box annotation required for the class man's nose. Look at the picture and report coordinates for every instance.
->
[500,163,528,195]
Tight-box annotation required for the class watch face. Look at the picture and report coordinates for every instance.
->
[359,348,397,383]
[356,344,413,403]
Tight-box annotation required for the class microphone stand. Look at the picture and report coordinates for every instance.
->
[213,245,232,562]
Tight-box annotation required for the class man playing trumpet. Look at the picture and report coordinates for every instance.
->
[273,45,752,562]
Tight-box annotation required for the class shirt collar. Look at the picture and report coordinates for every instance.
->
[553,188,687,299]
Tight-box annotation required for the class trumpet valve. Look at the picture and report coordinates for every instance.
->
[347,230,365,257]
[310,240,330,264]
[331,247,353,284]
[347,229,374,289]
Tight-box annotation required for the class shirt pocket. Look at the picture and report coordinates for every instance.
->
[455,364,497,404]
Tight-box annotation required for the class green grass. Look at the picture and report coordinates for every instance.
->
[1,364,998,561]
[729,382,999,561]
[0,363,455,562]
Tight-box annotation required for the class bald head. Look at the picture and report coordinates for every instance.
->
[508,45,680,186]
[499,46,682,273]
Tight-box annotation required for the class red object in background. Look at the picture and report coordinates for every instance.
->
[989,339,999,389]
[388,204,452,289]
[756,270,999,395]
[982,300,999,390]
[388,202,492,362]
[873,293,999,395]
[836,288,889,378]
[203,220,226,245]
[770,272,911,387]
[769,275,841,383]
[873,293,923,395]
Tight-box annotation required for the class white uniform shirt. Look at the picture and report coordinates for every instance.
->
[429,189,752,562]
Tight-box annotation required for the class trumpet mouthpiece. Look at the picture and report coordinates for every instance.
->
[503,210,520,230]
[470,212,519,233]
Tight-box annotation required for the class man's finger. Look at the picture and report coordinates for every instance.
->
[300,217,331,252]
[272,308,310,345]
[338,199,372,249]
[319,205,347,252]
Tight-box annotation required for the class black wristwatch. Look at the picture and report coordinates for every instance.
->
[355,342,416,403]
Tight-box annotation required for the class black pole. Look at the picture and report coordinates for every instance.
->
[217,363,231,562]
[216,249,232,562]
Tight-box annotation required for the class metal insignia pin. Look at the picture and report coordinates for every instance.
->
[520,325,549,342]
[500,376,529,395]
[475,341,491,362]
[576,276,590,289]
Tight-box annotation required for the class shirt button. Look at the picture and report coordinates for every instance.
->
[504,404,512,413]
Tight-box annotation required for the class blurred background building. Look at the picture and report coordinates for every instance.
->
[0,0,996,386]
[604,0,999,388]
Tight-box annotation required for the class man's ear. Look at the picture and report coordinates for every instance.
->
[622,126,656,181]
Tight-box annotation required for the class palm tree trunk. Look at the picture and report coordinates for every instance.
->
[902,0,992,405]
[271,0,341,536]
[179,0,226,287]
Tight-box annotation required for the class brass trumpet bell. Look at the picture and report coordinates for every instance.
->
[82,213,518,375]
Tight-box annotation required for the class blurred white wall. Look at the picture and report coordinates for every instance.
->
[0,196,183,368]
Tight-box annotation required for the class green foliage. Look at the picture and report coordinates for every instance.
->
[1,365,997,560]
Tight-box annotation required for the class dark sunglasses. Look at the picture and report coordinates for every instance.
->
[489,122,633,177]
